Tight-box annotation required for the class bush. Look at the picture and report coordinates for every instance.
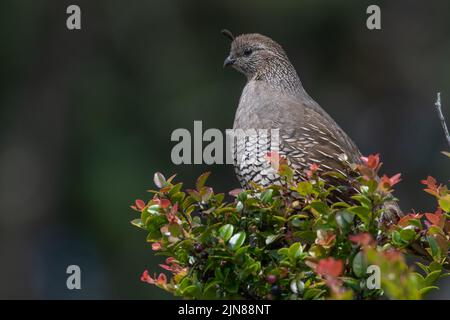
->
[131,154,449,300]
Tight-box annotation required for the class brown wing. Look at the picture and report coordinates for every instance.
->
[279,103,362,177]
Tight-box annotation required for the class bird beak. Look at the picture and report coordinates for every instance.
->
[223,55,236,68]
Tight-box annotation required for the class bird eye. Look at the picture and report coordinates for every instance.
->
[243,48,253,57]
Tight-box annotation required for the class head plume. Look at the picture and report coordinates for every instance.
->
[221,29,235,41]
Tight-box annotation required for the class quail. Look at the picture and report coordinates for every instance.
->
[222,30,402,221]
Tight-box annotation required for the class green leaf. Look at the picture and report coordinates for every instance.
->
[415,262,429,274]
[351,195,372,209]
[182,285,201,297]
[218,224,234,242]
[336,211,354,229]
[277,248,289,256]
[352,251,368,278]
[309,201,330,216]
[228,232,246,251]
[260,189,274,204]
[427,235,441,259]
[427,225,445,236]
[203,280,221,297]
[296,181,313,196]
[147,204,160,215]
[214,268,224,281]
[438,194,450,212]
[168,183,183,197]
[424,270,442,287]
[303,288,325,300]
[419,286,439,296]
[237,191,248,202]
[130,218,144,229]
[288,242,303,260]
[400,228,416,242]
[168,223,182,237]
[348,206,371,225]
[411,272,425,287]
[196,172,211,191]
[392,231,404,246]
[246,262,261,274]
[331,202,351,209]
[235,245,249,257]
[429,262,443,272]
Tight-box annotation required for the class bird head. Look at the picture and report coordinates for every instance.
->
[222,30,289,80]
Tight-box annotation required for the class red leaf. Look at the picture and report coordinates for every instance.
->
[361,154,381,170]
[349,233,373,247]
[378,173,402,192]
[159,264,172,272]
[382,250,403,261]
[265,151,287,170]
[315,258,343,278]
[156,273,167,285]
[425,212,445,228]
[151,242,162,251]
[306,163,320,178]
[229,188,243,197]
[421,176,438,191]
[140,270,155,284]
[135,199,146,210]
[397,213,423,228]
[154,198,171,209]
[171,202,179,215]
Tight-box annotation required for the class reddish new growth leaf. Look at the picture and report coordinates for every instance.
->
[229,188,243,197]
[130,199,146,211]
[265,151,287,171]
[315,230,336,249]
[166,203,180,224]
[382,250,403,262]
[151,242,162,251]
[153,198,171,209]
[361,154,381,170]
[316,257,344,278]
[141,270,167,286]
[306,163,320,178]
[140,270,152,283]
[425,210,445,229]
[159,257,187,275]
[358,154,382,179]
[378,173,402,192]
[421,176,440,197]
[349,233,374,247]
[397,213,423,228]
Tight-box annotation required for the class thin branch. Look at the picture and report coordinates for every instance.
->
[434,92,450,148]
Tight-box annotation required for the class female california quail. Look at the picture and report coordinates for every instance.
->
[222,31,402,221]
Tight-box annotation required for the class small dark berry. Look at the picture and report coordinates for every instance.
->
[270,285,282,297]
[199,251,209,259]
[194,244,205,253]
[266,274,277,284]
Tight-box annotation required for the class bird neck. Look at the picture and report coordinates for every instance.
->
[252,58,306,96]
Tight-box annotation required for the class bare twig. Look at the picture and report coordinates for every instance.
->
[435,92,450,148]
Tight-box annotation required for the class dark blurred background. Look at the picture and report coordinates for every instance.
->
[0,0,449,299]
